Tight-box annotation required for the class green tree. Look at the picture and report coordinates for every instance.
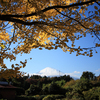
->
[83,87,100,100]
[81,71,96,80]
[55,79,66,87]
[27,84,41,95]
[30,75,42,79]
[73,78,91,92]
[66,78,91,100]
[42,82,66,95]
[23,80,30,90]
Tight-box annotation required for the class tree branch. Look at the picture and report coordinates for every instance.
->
[0,15,52,25]
[0,0,96,18]
[54,8,93,31]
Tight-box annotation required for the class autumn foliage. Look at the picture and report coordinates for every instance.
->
[0,0,100,79]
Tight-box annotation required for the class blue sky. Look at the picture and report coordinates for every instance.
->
[4,2,100,78]
[4,34,100,78]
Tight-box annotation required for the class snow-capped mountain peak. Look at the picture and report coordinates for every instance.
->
[31,67,80,79]
[34,67,65,76]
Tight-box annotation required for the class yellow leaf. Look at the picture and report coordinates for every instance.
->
[67,49,70,52]
[0,43,5,49]
[20,66,22,68]
[79,9,82,13]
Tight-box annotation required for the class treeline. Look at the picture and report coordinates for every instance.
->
[0,71,100,100]
[64,71,100,100]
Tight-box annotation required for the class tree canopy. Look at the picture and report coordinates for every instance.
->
[0,0,100,79]
[81,71,96,80]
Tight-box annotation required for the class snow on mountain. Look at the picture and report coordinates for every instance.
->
[32,67,80,79]
[33,67,65,76]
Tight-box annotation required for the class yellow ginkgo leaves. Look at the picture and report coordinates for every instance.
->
[0,32,9,42]
[0,43,5,49]
[0,0,100,79]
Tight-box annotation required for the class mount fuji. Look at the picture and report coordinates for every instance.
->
[32,67,79,79]
[35,67,65,76]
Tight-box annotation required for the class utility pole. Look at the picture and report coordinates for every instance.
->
[59,70,60,76]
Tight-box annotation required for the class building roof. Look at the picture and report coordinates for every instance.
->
[0,81,17,89]
[0,81,8,85]
[0,85,17,89]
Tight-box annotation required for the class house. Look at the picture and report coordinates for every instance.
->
[0,81,17,100]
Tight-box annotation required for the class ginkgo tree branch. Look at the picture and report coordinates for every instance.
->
[38,24,97,51]
[0,15,73,29]
[0,0,96,19]
[55,8,93,30]
[0,0,100,80]
[55,8,100,40]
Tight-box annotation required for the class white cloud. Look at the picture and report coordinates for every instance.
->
[73,71,80,74]
[24,73,33,76]
[65,71,81,78]
[95,68,100,72]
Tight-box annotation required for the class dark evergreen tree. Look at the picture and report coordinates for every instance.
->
[81,71,96,80]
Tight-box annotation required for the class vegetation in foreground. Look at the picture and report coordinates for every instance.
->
[0,71,100,100]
